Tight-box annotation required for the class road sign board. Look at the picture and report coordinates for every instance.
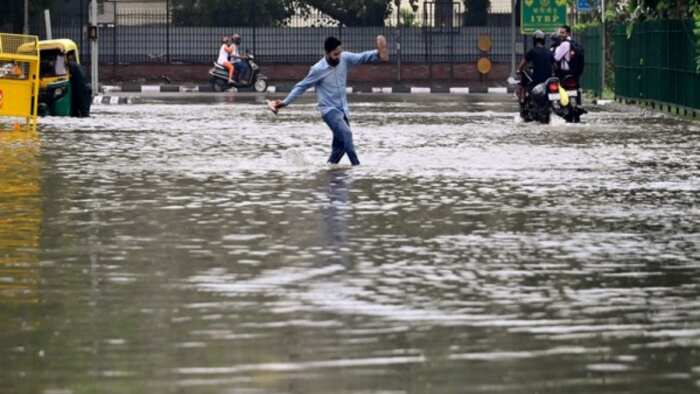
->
[521,0,568,34]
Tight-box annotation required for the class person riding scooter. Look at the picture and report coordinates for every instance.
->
[216,36,235,83]
[229,33,250,82]
[516,30,554,117]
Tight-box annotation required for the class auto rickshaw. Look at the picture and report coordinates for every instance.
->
[35,39,91,117]
[0,33,40,128]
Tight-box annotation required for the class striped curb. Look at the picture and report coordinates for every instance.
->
[410,87,431,94]
[179,85,199,93]
[99,84,511,95]
[371,87,393,94]
[141,85,161,93]
[92,95,133,105]
[101,85,122,93]
[449,87,470,94]
[487,87,508,94]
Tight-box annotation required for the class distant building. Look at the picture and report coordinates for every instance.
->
[56,0,168,24]
[388,0,513,27]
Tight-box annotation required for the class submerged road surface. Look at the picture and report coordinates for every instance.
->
[1,95,699,393]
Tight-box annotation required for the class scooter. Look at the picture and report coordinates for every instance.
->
[208,53,268,93]
[509,70,562,124]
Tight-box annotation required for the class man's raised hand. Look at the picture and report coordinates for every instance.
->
[376,35,389,62]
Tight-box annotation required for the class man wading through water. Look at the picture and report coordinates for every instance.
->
[268,35,389,166]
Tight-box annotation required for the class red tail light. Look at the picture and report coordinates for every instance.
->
[562,79,578,90]
[548,82,559,93]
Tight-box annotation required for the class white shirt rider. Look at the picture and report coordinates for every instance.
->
[554,34,571,71]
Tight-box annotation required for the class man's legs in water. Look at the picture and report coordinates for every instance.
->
[322,110,360,166]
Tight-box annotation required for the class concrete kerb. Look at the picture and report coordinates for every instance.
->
[93,84,515,105]
[98,84,512,96]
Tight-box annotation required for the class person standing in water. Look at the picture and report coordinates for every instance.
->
[268,35,389,166]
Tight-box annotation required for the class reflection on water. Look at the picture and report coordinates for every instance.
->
[0,129,41,304]
[0,96,699,394]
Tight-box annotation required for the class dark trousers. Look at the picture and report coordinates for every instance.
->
[322,109,359,166]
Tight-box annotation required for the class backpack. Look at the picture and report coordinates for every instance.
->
[567,39,585,77]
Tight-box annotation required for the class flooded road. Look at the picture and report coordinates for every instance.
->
[1,95,699,393]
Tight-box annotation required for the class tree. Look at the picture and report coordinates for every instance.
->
[0,0,54,34]
[171,0,296,26]
[297,0,393,26]
[463,0,490,26]
[435,0,456,27]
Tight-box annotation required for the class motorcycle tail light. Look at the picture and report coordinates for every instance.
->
[548,82,559,93]
[563,79,578,89]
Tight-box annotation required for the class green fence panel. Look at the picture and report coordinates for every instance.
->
[578,26,602,96]
[614,20,700,110]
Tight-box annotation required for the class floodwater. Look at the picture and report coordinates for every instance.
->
[1,94,699,394]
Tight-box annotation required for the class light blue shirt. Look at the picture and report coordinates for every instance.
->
[282,50,380,117]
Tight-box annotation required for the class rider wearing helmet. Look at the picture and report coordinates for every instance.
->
[229,33,249,82]
[515,30,555,114]
[518,30,554,86]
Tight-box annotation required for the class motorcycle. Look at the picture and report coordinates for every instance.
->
[509,70,562,124]
[555,74,587,123]
[508,70,586,124]
[208,53,268,93]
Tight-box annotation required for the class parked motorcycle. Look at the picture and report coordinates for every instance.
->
[208,53,268,93]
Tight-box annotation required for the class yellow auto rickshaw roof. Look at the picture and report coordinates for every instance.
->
[1,33,39,58]
[38,39,79,53]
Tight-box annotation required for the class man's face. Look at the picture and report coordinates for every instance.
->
[326,47,342,67]
[559,28,567,39]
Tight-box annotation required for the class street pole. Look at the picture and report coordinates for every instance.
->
[80,0,84,59]
[396,0,401,82]
[601,0,606,94]
[511,0,516,76]
[90,0,99,94]
[23,0,29,34]
[44,10,53,39]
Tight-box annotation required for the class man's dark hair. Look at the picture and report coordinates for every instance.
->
[324,36,342,53]
[562,25,571,34]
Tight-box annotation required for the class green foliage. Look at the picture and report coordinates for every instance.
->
[463,0,490,26]
[300,0,392,26]
[399,7,418,27]
[0,0,55,33]
[573,21,601,31]
[171,0,296,27]
[693,1,700,71]
[617,0,700,71]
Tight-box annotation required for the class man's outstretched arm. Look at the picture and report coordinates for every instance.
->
[344,35,388,66]
[343,50,380,66]
[269,66,328,113]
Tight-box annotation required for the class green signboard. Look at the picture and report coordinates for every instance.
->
[521,0,568,34]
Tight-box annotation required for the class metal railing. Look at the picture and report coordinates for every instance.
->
[613,20,700,110]
[29,1,517,68]
[577,25,603,96]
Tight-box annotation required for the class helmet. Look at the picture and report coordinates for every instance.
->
[532,30,545,40]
